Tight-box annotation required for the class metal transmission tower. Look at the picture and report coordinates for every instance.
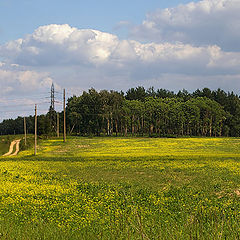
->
[49,83,56,134]
[51,83,55,112]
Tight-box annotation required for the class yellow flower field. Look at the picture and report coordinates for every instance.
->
[0,137,240,239]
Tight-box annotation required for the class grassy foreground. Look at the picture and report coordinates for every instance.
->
[0,137,240,239]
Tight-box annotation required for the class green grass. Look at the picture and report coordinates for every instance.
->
[0,137,240,239]
[0,136,11,155]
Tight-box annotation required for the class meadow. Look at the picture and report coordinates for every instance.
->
[0,137,240,239]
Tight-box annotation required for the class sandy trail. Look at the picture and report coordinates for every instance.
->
[3,139,21,156]
[11,140,21,156]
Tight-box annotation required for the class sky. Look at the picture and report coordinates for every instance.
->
[0,0,240,121]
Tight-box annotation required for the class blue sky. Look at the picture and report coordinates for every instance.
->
[0,0,240,121]
[0,0,197,44]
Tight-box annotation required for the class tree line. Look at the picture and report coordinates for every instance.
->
[1,87,240,137]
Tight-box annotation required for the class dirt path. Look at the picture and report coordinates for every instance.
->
[11,140,21,156]
[3,139,21,156]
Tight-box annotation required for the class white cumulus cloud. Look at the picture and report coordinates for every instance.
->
[131,0,240,51]
[0,62,53,96]
[2,2,240,121]
[0,23,240,103]
[1,24,240,74]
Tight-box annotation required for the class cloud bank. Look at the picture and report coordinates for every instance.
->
[0,0,240,121]
[131,0,240,51]
[1,23,240,76]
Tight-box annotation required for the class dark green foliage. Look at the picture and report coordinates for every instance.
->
[125,86,147,101]
[1,87,240,137]
[65,89,229,137]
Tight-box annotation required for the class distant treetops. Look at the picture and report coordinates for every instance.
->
[1,87,240,137]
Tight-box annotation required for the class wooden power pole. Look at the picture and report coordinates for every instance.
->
[63,89,66,142]
[57,113,59,138]
[34,104,37,155]
[24,117,27,146]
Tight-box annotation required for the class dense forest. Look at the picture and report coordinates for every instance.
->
[1,87,240,137]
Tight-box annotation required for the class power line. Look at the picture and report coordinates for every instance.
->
[0,101,50,108]
[0,94,50,101]
[0,109,50,113]
[0,86,67,122]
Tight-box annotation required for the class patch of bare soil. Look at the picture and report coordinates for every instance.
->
[2,139,21,156]
[234,190,240,196]
[77,145,90,148]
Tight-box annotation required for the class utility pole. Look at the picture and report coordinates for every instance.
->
[57,113,59,138]
[35,104,37,155]
[63,89,66,142]
[24,117,27,146]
